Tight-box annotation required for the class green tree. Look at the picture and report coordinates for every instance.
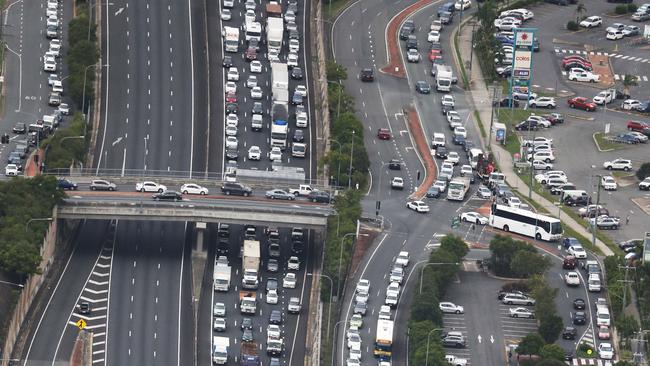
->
[622,74,639,98]
[614,361,636,366]
[510,251,551,278]
[489,235,536,277]
[326,60,348,82]
[636,162,650,180]
[540,344,567,361]
[575,2,586,22]
[440,234,469,260]
[516,333,545,356]
[410,293,442,324]
[615,314,639,340]
[538,314,563,343]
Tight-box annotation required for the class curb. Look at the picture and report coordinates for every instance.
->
[592,132,615,152]
[404,106,437,200]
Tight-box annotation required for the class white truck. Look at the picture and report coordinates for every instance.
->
[271,63,289,102]
[271,103,289,150]
[213,262,231,292]
[288,184,314,196]
[445,355,468,366]
[212,336,229,364]
[239,291,257,314]
[244,20,262,42]
[435,64,453,92]
[291,143,306,158]
[266,17,284,52]
[223,26,239,53]
[242,240,260,289]
[446,177,470,201]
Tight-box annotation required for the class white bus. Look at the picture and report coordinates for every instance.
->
[489,203,563,241]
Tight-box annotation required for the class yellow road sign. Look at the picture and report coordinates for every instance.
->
[76,319,86,330]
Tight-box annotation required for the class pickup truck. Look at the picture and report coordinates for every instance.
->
[445,355,468,366]
[288,184,313,196]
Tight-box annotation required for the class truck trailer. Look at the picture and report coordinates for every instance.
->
[223,26,239,53]
[239,291,257,314]
[266,17,283,52]
[242,240,260,289]
[213,262,231,292]
[212,336,229,364]
[435,64,453,92]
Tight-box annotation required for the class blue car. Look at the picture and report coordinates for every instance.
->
[563,237,579,249]
[615,133,638,144]
[291,91,303,105]
[496,35,514,45]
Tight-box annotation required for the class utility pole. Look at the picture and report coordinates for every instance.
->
[618,264,635,313]
[348,130,355,189]
[592,174,602,249]
[488,86,497,148]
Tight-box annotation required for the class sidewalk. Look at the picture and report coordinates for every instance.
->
[452,21,614,256]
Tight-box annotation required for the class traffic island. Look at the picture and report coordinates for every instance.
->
[380,0,434,78]
[587,54,615,89]
[404,106,437,199]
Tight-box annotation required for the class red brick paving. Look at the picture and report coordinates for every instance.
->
[587,54,615,87]
[405,106,437,199]
[24,149,44,177]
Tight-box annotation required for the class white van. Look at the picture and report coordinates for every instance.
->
[489,172,505,187]
[468,148,483,169]
[432,133,446,148]
[588,273,601,292]
[597,306,611,326]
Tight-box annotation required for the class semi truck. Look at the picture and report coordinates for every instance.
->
[212,336,229,364]
[266,17,284,52]
[435,64,453,92]
[213,261,231,292]
[271,104,289,150]
[447,177,470,201]
[240,341,261,366]
[223,26,239,53]
[271,63,289,101]
[373,319,394,360]
[242,240,260,289]
[239,291,257,314]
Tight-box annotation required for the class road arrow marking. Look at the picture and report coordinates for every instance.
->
[112,136,123,146]
[490,335,494,343]
[115,7,124,16]
[399,130,408,136]
[477,335,482,343]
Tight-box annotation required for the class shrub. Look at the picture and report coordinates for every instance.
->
[627,3,637,12]
[615,4,628,14]
[567,21,579,31]
[636,162,650,180]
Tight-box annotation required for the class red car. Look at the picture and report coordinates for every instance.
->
[627,120,650,132]
[562,55,590,64]
[377,128,391,140]
[245,47,257,61]
[598,326,611,340]
[225,92,237,103]
[568,97,596,111]
[428,49,442,61]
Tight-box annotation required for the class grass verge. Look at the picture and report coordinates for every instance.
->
[594,132,623,151]
[324,0,352,19]
[454,29,470,90]
[473,110,487,139]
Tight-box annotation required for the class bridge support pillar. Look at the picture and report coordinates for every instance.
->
[195,222,207,252]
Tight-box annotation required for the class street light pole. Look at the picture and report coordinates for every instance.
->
[0,279,24,288]
[25,217,53,232]
[81,63,109,115]
[337,232,357,298]
[330,139,342,187]
[592,173,602,249]
[425,328,443,366]
[331,320,347,366]
[348,130,355,189]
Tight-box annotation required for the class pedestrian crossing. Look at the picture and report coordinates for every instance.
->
[554,48,650,64]
[559,70,649,82]
[566,358,613,366]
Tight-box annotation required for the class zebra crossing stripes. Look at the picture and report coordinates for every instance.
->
[554,48,650,63]
[566,358,613,366]
[559,70,649,82]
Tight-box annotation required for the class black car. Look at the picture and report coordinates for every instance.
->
[426,186,441,198]
[77,302,91,314]
[266,278,278,292]
[562,326,577,340]
[572,311,586,325]
[429,42,442,53]
[217,239,229,255]
[441,104,453,115]
[240,317,253,330]
[463,140,475,152]
[289,29,300,40]
[307,190,333,203]
[493,97,519,108]
[435,146,448,159]
[12,122,26,134]
[360,68,374,82]
[152,190,182,201]
[388,159,401,170]
[252,102,263,115]
[225,148,239,160]
[415,81,431,94]
[57,178,78,190]
[353,301,367,315]
[515,120,538,131]
[226,102,238,114]
[291,67,303,80]
[453,135,466,145]
[269,310,283,325]
[242,328,254,342]
[222,55,233,68]
[248,39,260,51]
[293,129,304,142]
[573,298,586,310]
[437,2,454,16]
[221,182,253,196]
[406,35,418,50]
[291,240,303,254]
[440,11,453,24]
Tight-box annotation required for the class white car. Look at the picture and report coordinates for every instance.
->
[244,0,256,10]
[49,39,62,55]
[580,15,602,28]
[395,251,410,267]
[428,30,440,43]
[433,180,447,192]
[406,200,429,213]
[534,171,566,184]
[46,16,59,28]
[355,291,369,304]
[628,131,648,143]
[267,324,281,339]
[180,183,208,195]
[531,160,553,170]
[601,176,617,190]
[446,152,460,165]
[246,75,258,88]
[606,23,626,33]
[227,67,239,81]
[603,158,632,171]
[529,97,556,109]
[46,7,58,17]
[283,272,297,288]
[58,103,70,115]
[347,334,361,350]
[5,164,19,176]
[225,125,238,136]
[507,196,521,208]
[460,165,473,176]
[496,19,520,31]
[226,113,238,127]
[287,52,299,68]
[606,29,624,40]
[296,113,308,128]
[269,147,282,161]
[598,342,614,360]
[213,317,226,331]
[621,99,641,110]
[225,136,238,149]
[221,8,231,20]
[295,85,308,97]
[225,81,236,94]
[439,302,464,314]
[454,0,471,10]
[48,74,59,86]
[251,86,263,99]
[568,245,587,259]
[136,181,167,192]
[222,0,233,7]
[250,60,262,73]
[43,58,57,72]
[346,358,360,366]
[349,348,362,360]
[378,305,391,320]
[213,302,226,316]
[445,355,469,366]
[509,307,535,318]
[289,39,300,53]
[406,49,420,62]
[288,256,300,270]
[248,146,261,160]
[453,126,467,138]
[268,49,280,62]
[349,314,363,328]
[460,212,488,225]
[441,95,455,107]
[391,177,404,189]
[389,266,404,283]
[565,271,580,286]
[568,71,600,83]
[529,151,555,163]
[501,8,534,20]
[356,279,370,295]
[266,289,279,304]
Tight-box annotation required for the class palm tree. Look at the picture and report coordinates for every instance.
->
[575,2,586,23]
[622,74,639,97]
